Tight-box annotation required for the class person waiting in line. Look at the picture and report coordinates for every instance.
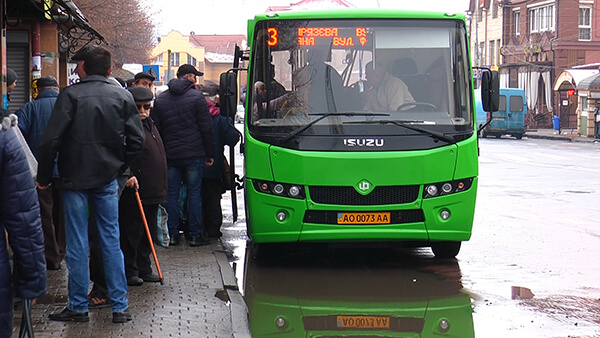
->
[199,82,240,238]
[364,60,414,112]
[38,45,144,324]
[132,71,155,91]
[119,87,167,286]
[0,112,47,338]
[151,64,215,247]
[14,76,65,271]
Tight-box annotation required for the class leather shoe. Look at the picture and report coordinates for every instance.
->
[112,308,132,323]
[189,235,210,247]
[49,307,89,322]
[169,234,180,246]
[47,262,61,270]
[140,273,160,283]
[127,276,144,286]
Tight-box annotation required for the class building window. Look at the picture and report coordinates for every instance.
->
[155,54,163,64]
[187,54,197,67]
[515,11,520,36]
[579,6,592,41]
[529,8,538,33]
[489,40,495,66]
[479,42,485,66]
[171,52,180,66]
[478,7,483,22]
[496,39,501,65]
[492,1,498,19]
[529,4,555,34]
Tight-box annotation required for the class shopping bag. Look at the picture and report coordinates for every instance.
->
[156,204,170,248]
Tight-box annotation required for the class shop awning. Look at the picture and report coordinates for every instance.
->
[553,69,599,91]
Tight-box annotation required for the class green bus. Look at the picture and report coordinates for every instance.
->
[220,9,498,258]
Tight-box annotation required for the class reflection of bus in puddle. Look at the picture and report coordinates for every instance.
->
[244,247,474,337]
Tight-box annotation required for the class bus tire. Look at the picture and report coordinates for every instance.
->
[431,241,461,259]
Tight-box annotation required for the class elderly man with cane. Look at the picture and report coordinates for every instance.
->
[119,86,167,286]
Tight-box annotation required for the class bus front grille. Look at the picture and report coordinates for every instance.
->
[308,185,419,205]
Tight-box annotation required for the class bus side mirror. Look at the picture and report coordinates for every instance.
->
[481,70,499,112]
[219,72,238,119]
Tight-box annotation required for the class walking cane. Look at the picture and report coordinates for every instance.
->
[134,189,164,285]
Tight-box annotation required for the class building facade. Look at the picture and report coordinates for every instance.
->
[473,0,600,131]
[1,0,103,111]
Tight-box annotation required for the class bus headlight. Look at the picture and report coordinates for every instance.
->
[288,185,301,197]
[426,185,438,196]
[442,183,453,194]
[252,180,305,199]
[423,178,474,198]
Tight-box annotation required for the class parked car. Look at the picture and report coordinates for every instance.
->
[235,104,245,123]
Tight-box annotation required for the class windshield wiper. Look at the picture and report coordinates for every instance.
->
[279,112,389,143]
[346,119,457,143]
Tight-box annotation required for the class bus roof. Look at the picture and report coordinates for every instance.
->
[249,9,466,24]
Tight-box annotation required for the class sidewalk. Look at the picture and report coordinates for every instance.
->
[524,128,599,143]
[11,239,250,338]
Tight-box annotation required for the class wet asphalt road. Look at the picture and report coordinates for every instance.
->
[220,133,600,337]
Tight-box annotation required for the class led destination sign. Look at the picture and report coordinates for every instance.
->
[298,27,368,47]
[265,26,369,48]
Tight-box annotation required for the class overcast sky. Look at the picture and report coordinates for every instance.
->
[148,0,471,36]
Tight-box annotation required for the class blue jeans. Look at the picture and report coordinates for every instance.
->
[63,179,128,312]
[167,158,206,237]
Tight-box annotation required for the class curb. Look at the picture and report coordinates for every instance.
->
[525,133,599,143]
[212,241,251,338]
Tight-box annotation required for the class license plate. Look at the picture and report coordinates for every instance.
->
[337,212,390,224]
[336,315,390,329]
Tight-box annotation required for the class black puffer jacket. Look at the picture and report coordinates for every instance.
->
[151,78,215,160]
[0,114,46,337]
[37,75,145,189]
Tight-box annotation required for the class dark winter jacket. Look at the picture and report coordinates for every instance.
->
[151,78,215,160]
[0,115,47,337]
[37,75,145,189]
[15,88,58,159]
[121,117,168,205]
[203,101,240,181]
[15,88,59,177]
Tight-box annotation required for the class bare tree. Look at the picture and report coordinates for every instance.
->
[74,0,158,67]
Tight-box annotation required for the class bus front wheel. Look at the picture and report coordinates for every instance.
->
[431,241,461,259]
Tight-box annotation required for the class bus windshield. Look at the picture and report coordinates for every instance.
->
[248,19,474,149]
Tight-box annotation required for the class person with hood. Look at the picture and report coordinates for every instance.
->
[119,86,167,286]
[15,76,65,272]
[151,64,215,247]
[0,112,46,337]
[199,82,240,238]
